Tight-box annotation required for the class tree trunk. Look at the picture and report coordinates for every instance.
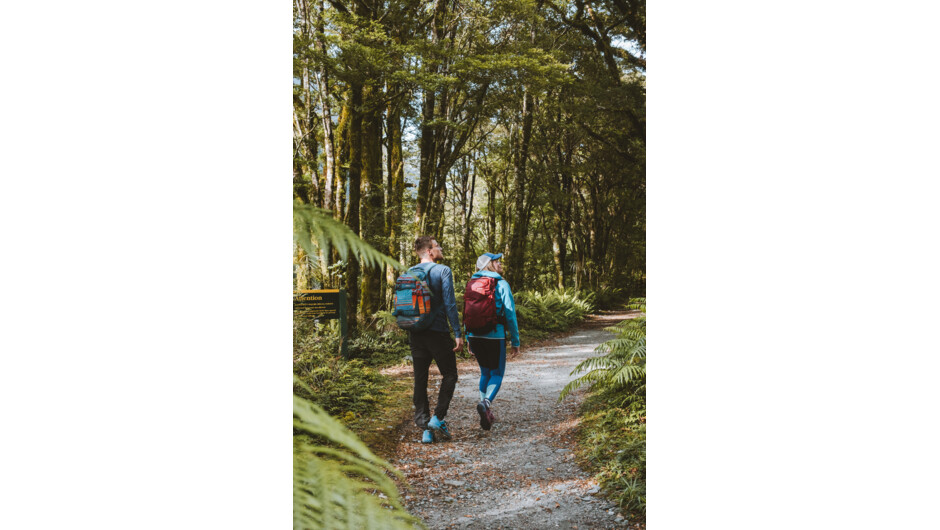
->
[386,86,405,302]
[344,81,363,329]
[293,157,310,203]
[506,88,534,289]
[359,84,384,318]
[415,0,448,236]
[416,86,436,236]
[296,0,321,207]
[463,156,476,261]
[315,0,335,211]
[334,103,350,221]
[303,67,321,207]
[486,168,497,251]
[551,141,573,289]
[426,170,447,238]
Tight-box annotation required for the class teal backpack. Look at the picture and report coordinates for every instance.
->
[393,263,439,331]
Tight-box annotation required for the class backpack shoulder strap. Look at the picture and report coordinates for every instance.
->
[407,263,434,277]
[414,262,437,279]
[420,262,438,273]
[425,263,441,297]
[491,276,507,321]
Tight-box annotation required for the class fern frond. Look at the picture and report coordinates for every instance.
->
[293,202,403,271]
[293,388,422,529]
[559,306,648,401]
[610,363,646,386]
[559,367,612,400]
[569,355,619,375]
[595,338,645,357]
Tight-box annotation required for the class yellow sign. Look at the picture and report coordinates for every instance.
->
[293,289,341,319]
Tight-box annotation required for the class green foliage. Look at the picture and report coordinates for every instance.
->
[518,327,549,345]
[559,299,645,401]
[584,286,627,310]
[293,320,390,419]
[347,313,411,367]
[294,386,423,529]
[515,288,596,332]
[576,387,646,518]
[295,0,645,301]
[293,202,403,273]
[292,210,421,529]
[564,299,647,521]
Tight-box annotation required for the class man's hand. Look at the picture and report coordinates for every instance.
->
[453,337,464,352]
[511,345,520,356]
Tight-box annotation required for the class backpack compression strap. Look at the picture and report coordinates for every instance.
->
[413,262,443,319]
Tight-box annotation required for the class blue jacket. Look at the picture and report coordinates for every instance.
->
[413,262,462,338]
[464,270,520,347]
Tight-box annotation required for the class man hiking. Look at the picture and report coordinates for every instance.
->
[404,236,463,443]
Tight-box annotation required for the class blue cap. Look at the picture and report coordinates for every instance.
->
[476,252,503,271]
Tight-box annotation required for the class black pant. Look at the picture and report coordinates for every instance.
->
[410,330,458,430]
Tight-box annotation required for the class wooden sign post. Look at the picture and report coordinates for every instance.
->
[293,289,349,359]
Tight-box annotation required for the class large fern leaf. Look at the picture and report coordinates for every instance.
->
[559,302,646,401]
[293,202,403,271]
[293,391,422,529]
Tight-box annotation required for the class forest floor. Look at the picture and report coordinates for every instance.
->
[379,310,643,529]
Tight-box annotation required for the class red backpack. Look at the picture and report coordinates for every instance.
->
[463,276,502,334]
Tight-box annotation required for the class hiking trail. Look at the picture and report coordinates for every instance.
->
[388,310,641,529]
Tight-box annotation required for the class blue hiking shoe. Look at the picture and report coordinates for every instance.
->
[421,429,434,444]
[427,415,452,440]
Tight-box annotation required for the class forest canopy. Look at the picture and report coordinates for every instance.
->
[293,0,645,326]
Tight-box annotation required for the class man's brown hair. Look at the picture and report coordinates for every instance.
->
[414,235,434,255]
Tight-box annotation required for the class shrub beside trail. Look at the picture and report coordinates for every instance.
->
[562,299,647,521]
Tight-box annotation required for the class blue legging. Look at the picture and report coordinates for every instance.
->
[478,339,507,402]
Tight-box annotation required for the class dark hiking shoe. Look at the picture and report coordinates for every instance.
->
[422,429,434,444]
[428,415,452,440]
[477,399,493,431]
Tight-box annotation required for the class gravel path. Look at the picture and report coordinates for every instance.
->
[391,311,640,529]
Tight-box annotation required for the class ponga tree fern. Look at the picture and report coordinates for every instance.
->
[294,382,422,529]
[559,299,646,403]
[293,202,402,272]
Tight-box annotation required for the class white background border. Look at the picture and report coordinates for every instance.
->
[2,0,939,528]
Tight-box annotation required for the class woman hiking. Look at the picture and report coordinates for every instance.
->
[463,253,520,430]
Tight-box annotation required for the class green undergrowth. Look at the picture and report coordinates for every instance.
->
[347,311,412,366]
[576,387,646,519]
[585,286,629,310]
[515,288,596,332]
[293,287,629,441]
[519,327,549,344]
[293,319,403,424]
[568,300,647,521]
